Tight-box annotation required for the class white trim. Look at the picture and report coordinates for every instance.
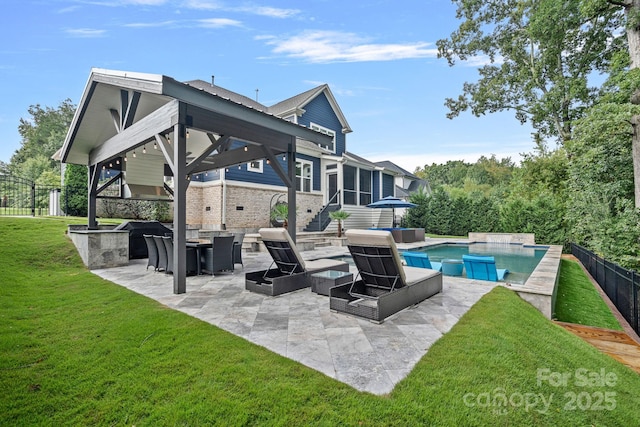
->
[309,122,336,153]
[296,159,313,193]
[247,159,263,173]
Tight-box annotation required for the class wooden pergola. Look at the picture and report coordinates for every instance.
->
[60,68,332,294]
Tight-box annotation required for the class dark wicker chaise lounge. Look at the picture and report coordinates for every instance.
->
[330,229,442,323]
[245,228,349,296]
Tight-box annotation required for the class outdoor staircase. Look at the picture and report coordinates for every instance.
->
[303,204,341,232]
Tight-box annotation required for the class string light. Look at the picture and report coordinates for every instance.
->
[266,159,270,165]
[244,146,248,151]
[153,141,157,150]
[109,162,113,168]
[133,151,136,158]
[186,130,190,139]
[116,159,120,165]
[143,145,146,154]
[124,155,128,162]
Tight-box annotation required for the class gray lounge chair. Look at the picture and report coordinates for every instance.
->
[330,229,442,322]
[245,228,349,296]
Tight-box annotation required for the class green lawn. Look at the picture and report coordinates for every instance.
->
[1,217,639,425]
[555,259,622,330]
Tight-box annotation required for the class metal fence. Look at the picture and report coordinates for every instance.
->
[571,243,640,335]
[0,174,64,216]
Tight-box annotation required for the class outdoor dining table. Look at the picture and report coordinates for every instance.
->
[186,239,213,275]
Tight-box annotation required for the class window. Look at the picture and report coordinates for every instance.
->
[247,160,263,173]
[310,122,336,153]
[343,165,356,205]
[296,160,312,192]
[359,169,372,206]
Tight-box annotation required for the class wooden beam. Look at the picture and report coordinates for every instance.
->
[123,91,141,129]
[155,133,174,172]
[263,144,292,188]
[188,143,280,174]
[185,135,229,175]
[173,122,187,295]
[89,99,180,166]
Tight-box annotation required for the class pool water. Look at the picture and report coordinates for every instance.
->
[331,243,548,285]
[410,243,547,284]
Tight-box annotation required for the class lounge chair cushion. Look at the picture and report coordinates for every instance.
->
[259,227,307,271]
[345,229,406,285]
[404,266,441,286]
[306,258,346,272]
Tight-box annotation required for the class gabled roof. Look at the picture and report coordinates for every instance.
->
[375,160,420,180]
[343,151,382,169]
[185,79,268,112]
[270,84,352,134]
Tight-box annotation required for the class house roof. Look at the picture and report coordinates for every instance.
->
[343,151,384,169]
[270,84,353,134]
[374,160,420,180]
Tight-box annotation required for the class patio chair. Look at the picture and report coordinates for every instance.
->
[201,235,235,275]
[162,236,199,276]
[233,232,245,268]
[153,235,168,272]
[462,254,509,281]
[329,229,442,323]
[143,234,158,270]
[402,251,442,271]
[245,227,349,296]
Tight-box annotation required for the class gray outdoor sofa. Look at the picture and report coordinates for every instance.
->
[245,228,349,296]
[329,229,442,322]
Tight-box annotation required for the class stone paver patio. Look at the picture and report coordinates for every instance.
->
[93,245,497,395]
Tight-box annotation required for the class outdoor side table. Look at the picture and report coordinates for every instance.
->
[442,259,464,276]
[311,270,353,296]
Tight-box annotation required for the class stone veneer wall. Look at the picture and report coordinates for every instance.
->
[187,181,323,232]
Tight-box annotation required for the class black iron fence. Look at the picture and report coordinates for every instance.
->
[0,174,68,217]
[571,243,640,335]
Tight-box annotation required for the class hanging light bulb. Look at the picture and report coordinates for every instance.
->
[153,141,157,150]
[244,146,248,151]
[266,159,270,165]
[102,165,106,170]
[109,162,113,168]
[186,130,190,139]
[225,168,229,172]
[124,155,128,162]
[143,145,147,154]
[167,135,171,144]
[116,159,120,165]
[133,151,137,158]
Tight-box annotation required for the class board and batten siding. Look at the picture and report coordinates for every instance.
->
[297,93,346,155]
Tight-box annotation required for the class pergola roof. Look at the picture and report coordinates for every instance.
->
[61,68,332,295]
[61,68,333,169]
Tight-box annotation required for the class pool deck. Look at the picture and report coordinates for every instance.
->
[91,237,561,395]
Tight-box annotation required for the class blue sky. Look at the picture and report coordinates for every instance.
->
[0,0,536,172]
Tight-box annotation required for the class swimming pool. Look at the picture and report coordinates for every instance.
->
[411,243,547,284]
[331,243,548,284]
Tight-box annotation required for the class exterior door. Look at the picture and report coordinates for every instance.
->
[327,173,338,205]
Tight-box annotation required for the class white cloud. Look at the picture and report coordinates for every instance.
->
[197,18,242,28]
[124,20,177,27]
[182,0,222,10]
[65,28,107,37]
[262,30,438,63]
[241,6,300,18]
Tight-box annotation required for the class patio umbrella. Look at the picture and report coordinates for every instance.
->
[367,196,417,227]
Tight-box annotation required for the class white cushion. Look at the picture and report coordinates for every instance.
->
[259,228,306,270]
[345,229,406,284]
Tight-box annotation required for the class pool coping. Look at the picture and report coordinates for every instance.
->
[397,238,563,319]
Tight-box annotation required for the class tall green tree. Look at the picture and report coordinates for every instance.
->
[62,164,88,217]
[10,99,76,180]
[437,0,624,143]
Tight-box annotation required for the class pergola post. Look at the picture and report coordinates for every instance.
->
[287,137,296,243]
[88,164,99,229]
[173,121,187,294]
